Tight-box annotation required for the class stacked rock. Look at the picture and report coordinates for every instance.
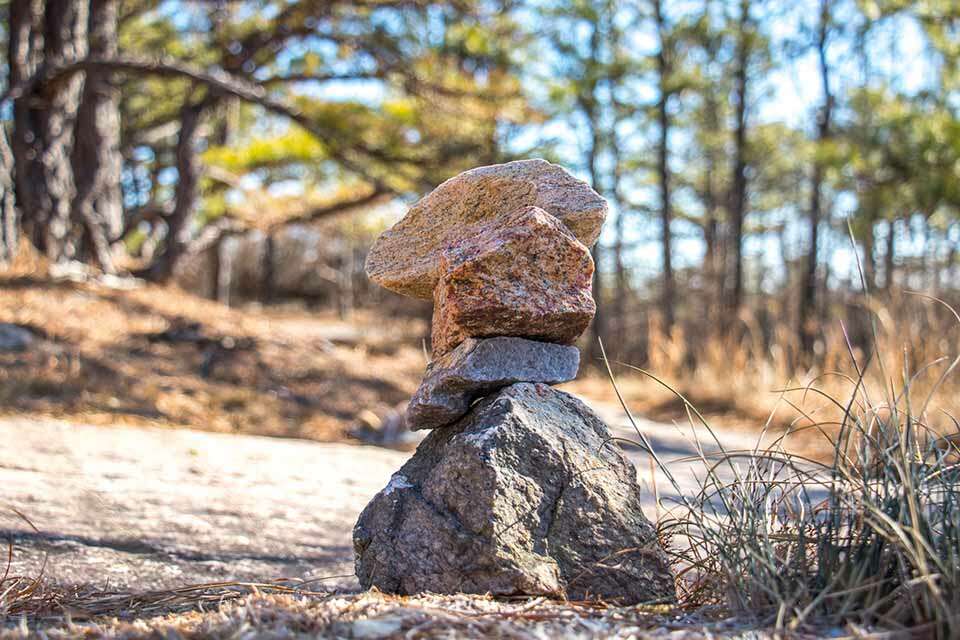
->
[354,159,675,604]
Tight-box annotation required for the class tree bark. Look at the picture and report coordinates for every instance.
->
[799,0,832,357]
[863,221,876,290]
[148,100,204,281]
[587,128,605,365]
[9,0,88,263]
[8,0,43,251]
[0,128,17,266]
[700,0,722,320]
[71,0,123,272]
[884,218,896,293]
[727,0,751,321]
[653,0,675,331]
[38,0,87,260]
[583,21,606,366]
[611,131,627,349]
[942,225,957,292]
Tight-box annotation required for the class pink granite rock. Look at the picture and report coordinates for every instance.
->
[430,206,595,357]
[365,159,607,299]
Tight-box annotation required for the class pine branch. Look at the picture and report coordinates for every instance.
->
[271,187,391,230]
[2,56,394,192]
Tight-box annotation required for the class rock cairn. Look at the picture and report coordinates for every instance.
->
[354,159,675,604]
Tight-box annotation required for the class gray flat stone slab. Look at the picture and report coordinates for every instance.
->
[406,337,580,430]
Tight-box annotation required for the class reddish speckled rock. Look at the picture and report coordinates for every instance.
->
[365,159,607,299]
[430,206,595,357]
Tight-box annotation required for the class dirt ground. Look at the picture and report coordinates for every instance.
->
[0,403,777,637]
[2,406,761,591]
[2,416,400,591]
[0,274,429,442]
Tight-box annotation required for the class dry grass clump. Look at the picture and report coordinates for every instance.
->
[1,509,51,623]
[606,300,960,637]
[575,289,960,447]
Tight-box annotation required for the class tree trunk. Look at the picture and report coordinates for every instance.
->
[702,78,721,307]
[611,131,627,350]
[701,0,722,321]
[884,218,896,293]
[584,21,606,367]
[942,225,957,292]
[8,0,43,251]
[0,128,17,266]
[71,0,123,272]
[587,127,606,365]
[40,0,87,261]
[653,0,675,331]
[727,0,751,320]
[10,0,88,263]
[149,100,204,281]
[799,0,833,357]
[863,220,876,290]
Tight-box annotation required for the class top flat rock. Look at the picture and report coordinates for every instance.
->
[365,159,608,299]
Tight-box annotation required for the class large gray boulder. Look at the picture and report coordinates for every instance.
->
[406,337,580,430]
[354,383,675,604]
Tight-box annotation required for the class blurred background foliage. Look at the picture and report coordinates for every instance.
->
[1,0,960,390]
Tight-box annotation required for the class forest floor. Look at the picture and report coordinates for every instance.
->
[0,273,427,443]
[0,272,792,448]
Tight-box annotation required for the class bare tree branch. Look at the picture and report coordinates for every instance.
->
[269,187,391,230]
[260,71,384,86]
[2,56,396,192]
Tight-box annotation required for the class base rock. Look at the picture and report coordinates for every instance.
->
[354,383,675,604]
